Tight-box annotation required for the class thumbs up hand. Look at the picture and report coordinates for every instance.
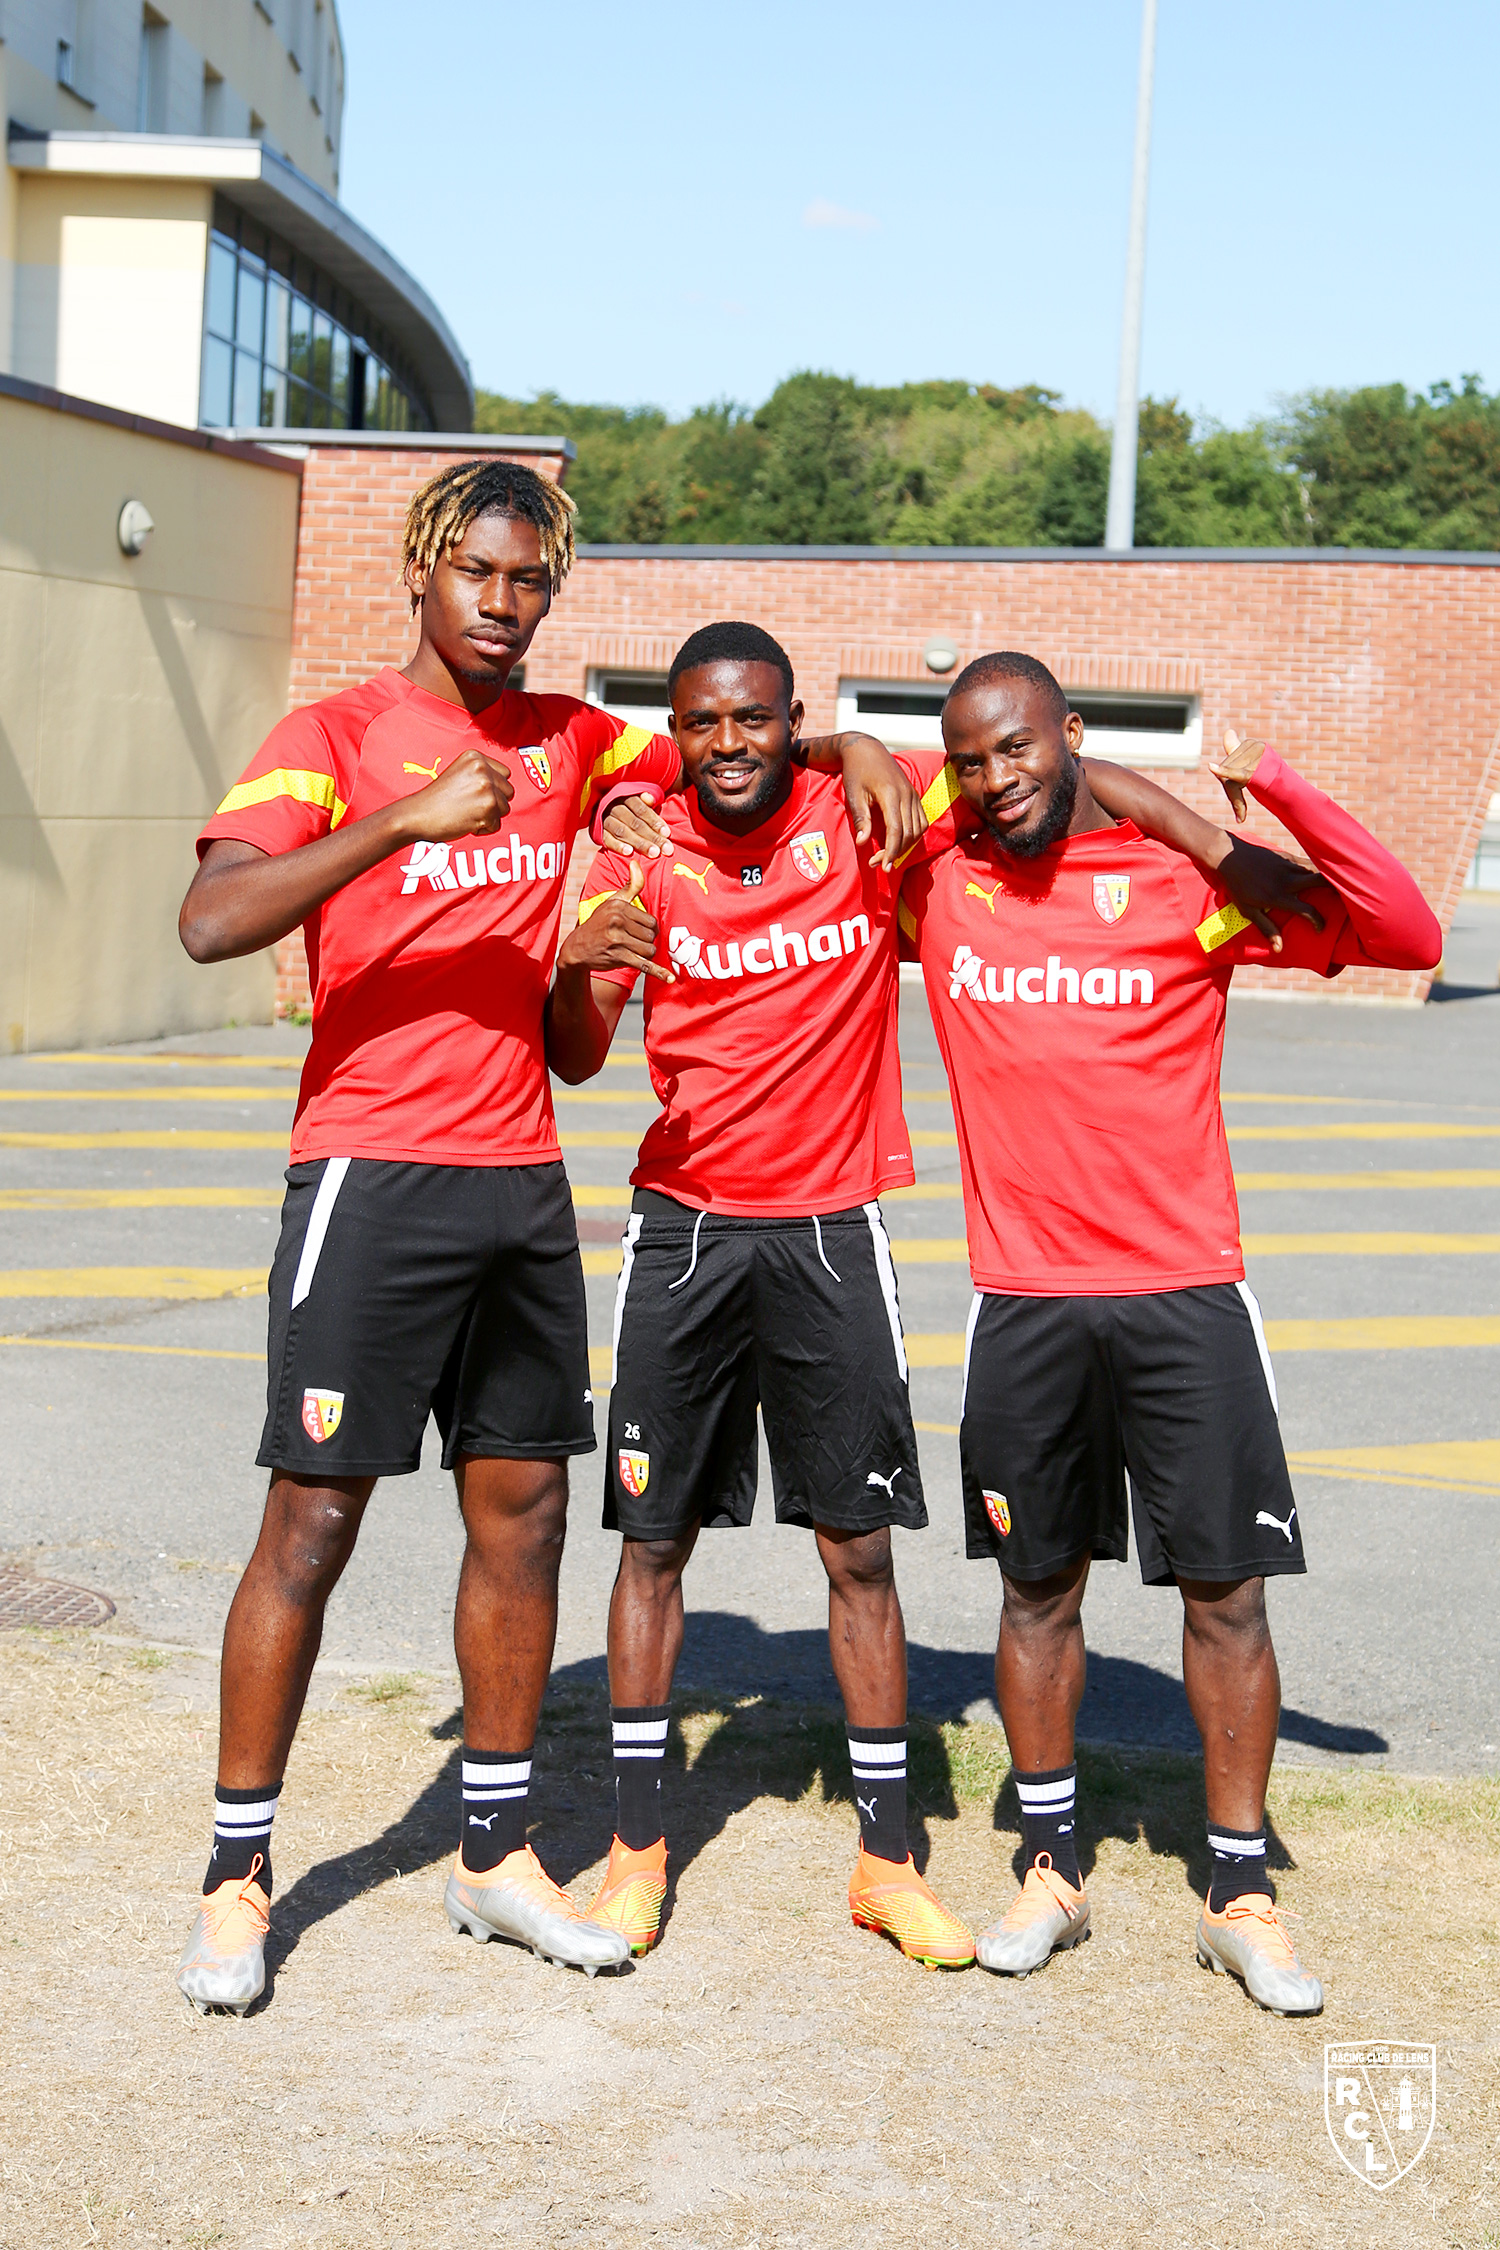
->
[558,859,674,982]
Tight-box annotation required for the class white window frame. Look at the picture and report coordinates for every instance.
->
[835,679,1201,769]
[586,667,672,737]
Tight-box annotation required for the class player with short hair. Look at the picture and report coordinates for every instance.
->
[898,651,1441,2012]
[171,467,918,2014]
[546,622,1308,1969]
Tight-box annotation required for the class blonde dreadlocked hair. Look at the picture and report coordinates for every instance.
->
[402,458,577,609]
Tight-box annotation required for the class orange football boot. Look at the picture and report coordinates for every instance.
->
[849,1845,975,1968]
[586,1835,668,1955]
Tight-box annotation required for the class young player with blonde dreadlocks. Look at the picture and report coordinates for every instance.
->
[172,460,926,2015]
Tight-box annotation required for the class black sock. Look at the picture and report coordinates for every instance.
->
[612,1704,670,1850]
[1207,1823,1272,1912]
[204,1782,280,1896]
[460,1745,532,1872]
[847,1724,908,1863]
[1014,1764,1080,1887]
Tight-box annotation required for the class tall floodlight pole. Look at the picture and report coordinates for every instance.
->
[1104,0,1159,551]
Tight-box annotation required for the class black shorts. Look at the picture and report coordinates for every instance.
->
[605,1190,926,1539]
[960,1282,1303,1586]
[258,1158,596,1479]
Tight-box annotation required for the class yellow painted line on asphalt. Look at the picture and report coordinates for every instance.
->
[578,1237,974,1277]
[1229,1122,1500,1142]
[552,1089,659,1105]
[1286,1441,1500,1497]
[0,1335,260,1362]
[884,1183,964,1200]
[910,1131,958,1147]
[559,1132,645,1150]
[0,1267,265,1299]
[1243,1233,1500,1255]
[0,1187,284,1210]
[1235,1170,1500,1190]
[0,1085,294,1103]
[903,1316,1500,1365]
[37,1051,304,1070]
[913,1419,961,1436]
[570,1186,633,1207]
[0,1132,288,1150]
[589,1345,612,1383]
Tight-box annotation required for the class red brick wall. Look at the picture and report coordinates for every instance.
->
[279,452,1500,1008]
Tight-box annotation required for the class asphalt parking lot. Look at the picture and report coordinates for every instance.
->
[2,908,1498,1776]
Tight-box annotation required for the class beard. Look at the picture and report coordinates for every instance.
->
[695,759,788,824]
[988,757,1079,858]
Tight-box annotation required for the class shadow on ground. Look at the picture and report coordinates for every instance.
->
[263,1611,1384,1990]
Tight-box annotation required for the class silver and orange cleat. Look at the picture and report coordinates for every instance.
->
[176,1860,270,2015]
[976,1851,1090,1976]
[1196,1893,1323,2015]
[445,1843,630,1975]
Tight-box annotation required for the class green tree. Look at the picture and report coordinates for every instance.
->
[745,373,877,543]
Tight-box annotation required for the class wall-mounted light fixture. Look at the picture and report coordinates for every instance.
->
[923,636,959,675]
[117,500,155,557]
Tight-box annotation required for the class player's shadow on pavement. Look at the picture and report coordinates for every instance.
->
[261,1610,1385,1991]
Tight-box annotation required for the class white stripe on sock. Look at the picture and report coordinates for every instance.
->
[846,1739,907,1765]
[461,1759,531,1786]
[213,1797,279,1827]
[1015,1776,1076,1808]
[612,1719,669,1743]
[1208,1831,1267,1856]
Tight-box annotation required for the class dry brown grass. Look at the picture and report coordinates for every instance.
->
[0,1630,1496,2249]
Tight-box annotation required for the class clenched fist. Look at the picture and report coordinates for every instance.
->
[399,748,513,844]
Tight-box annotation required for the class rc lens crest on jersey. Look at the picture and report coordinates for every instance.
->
[520,747,552,794]
[1092,874,1130,924]
[790,831,830,883]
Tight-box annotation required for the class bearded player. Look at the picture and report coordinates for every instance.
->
[173,468,916,2013]
[899,652,1440,2012]
[547,622,1318,1969]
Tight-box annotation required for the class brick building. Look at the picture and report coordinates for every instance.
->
[273,436,1500,1012]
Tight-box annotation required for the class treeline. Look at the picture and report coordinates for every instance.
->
[473,373,1500,551]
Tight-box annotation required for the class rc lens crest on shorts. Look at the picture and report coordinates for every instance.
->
[302,1389,344,1442]
[948,945,1155,1007]
[618,1448,650,1497]
[399,838,567,895]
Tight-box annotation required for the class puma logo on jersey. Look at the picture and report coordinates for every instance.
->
[402,758,442,780]
[666,916,872,982]
[866,1467,902,1496]
[965,880,1003,913]
[1255,1505,1297,1543]
[674,861,711,893]
[948,944,1155,1007]
[400,838,566,895]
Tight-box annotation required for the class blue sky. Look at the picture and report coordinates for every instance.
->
[338,0,1500,429]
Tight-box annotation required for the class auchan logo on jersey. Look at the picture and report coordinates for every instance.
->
[668,914,872,981]
[399,838,566,895]
[948,944,1155,1007]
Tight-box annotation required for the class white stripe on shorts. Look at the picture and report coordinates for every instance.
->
[611,1212,644,1384]
[1235,1280,1280,1415]
[960,1291,984,1418]
[291,1156,351,1310]
[862,1204,908,1380]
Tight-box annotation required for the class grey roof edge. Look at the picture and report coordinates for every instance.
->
[220,427,575,458]
[6,128,474,431]
[0,370,303,472]
[576,542,1500,566]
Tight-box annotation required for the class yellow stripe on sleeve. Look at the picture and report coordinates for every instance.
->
[1196,901,1252,954]
[898,895,918,944]
[579,724,656,816]
[215,768,348,828]
[919,761,963,824]
[577,887,651,926]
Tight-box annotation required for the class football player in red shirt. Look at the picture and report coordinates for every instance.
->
[899,651,1440,2013]
[170,464,921,2014]
[546,621,1314,1969]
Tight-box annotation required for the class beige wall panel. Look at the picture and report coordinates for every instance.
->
[0,829,41,1054]
[35,585,293,821]
[13,178,214,430]
[0,573,47,814]
[0,390,298,1048]
[22,817,275,1048]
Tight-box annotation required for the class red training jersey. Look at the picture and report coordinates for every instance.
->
[199,668,679,1165]
[578,755,966,1216]
[900,747,1441,1295]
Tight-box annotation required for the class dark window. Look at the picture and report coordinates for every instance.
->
[597,673,670,707]
[855,687,948,718]
[1069,696,1190,733]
